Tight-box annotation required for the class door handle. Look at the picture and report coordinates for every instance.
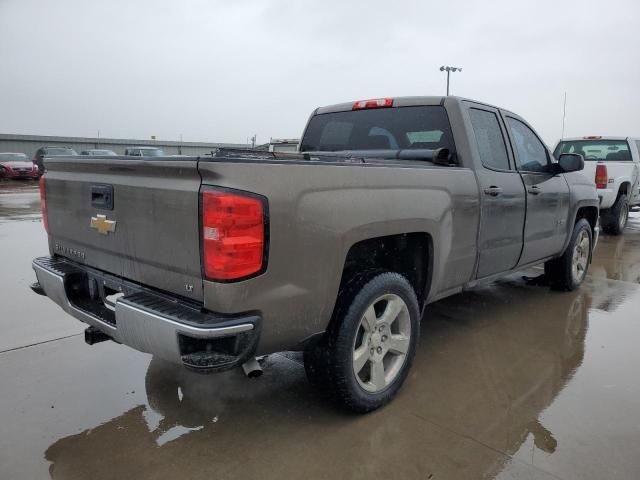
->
[484,186,503,197]
[527,185,542,195]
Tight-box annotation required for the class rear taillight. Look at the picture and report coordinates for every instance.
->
[201,190,266,281]
[39,176,48,233]
[595,163,608,189]
[352,98,393,110]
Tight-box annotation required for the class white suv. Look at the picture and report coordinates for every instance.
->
[554,136,640,235]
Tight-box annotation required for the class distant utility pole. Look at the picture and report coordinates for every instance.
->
[439,66,462,96]
[561,92,567,139]
[251,135,256,149]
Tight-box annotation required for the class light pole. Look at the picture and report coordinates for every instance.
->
[439,66,462,96]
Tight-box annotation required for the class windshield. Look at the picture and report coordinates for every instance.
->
[0,153,28,161]
[46,148,78,156]
[300,106,454,153]
[554,140,631,161]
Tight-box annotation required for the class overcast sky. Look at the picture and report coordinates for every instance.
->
[1,0,639,146]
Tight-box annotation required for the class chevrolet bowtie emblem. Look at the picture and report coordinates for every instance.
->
[90,214,117,235]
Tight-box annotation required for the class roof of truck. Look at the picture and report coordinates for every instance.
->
[315,96,444,115]
[313,95,511,116]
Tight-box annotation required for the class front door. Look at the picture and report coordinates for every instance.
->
[468,107,527,278]
[504,115,571,265]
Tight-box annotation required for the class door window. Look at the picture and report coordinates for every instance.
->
[469,108,510,170]
[507,117,549,172]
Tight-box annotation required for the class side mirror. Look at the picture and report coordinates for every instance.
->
[557,153,584,173]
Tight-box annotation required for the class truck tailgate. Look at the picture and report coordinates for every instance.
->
[44,157,204,302]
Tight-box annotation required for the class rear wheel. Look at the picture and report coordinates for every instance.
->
[304,272,420,413]
[602,193,629,235]
[544,218,592,290]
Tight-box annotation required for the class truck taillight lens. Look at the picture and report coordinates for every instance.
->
[595,164,608,189]
[201,190,266,281]
[39,176,48,233]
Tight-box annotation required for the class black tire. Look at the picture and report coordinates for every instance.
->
[304,272,420,413]
[602,193,629,235]
[544,218,592,291]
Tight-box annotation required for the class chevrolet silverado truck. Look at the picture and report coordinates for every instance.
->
[31,96,599,412]
[554,136,640,235]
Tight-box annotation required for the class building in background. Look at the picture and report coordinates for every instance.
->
[0,133,248,158]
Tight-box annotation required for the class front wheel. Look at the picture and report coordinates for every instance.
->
[304,272,420,413]
[544,218,593,291]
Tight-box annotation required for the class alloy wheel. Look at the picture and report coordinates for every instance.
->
[571,230,590,284]
[352,294,411,393]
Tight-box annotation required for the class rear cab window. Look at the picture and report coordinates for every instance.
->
[554,139,632,161]
[300,106,455,153]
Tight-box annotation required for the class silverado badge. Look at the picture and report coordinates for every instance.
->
[90,214,117,235]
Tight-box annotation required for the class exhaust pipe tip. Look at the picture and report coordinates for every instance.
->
[241,357,263,378]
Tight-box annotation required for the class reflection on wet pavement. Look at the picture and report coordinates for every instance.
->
[0,181,41,222]
[1,184,640,479]
[590,215,640,284]
[0,183,83,352]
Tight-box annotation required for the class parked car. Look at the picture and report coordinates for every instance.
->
[32,96,599,412]
[33,146,78,174]
[0,152,39,179]
[124,147,165,157]
[554,136,640,235]
[80,149,118,156]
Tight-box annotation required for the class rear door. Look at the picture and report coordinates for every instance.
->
[44,157,204,301]
[504,115,570,264]
[467,106,526,278]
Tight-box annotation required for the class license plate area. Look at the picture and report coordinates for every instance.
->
[58,257,205,328]
[65,271,118,326]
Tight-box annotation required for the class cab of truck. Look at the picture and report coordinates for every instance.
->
[554,136,640,235]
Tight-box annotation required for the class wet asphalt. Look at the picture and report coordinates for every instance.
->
[1,180,639,480]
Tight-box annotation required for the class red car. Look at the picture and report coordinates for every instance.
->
[0,153,40,179]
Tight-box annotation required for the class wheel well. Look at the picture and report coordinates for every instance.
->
[619,182,630,196]
[575,206,598,234]
[338,233,432,309]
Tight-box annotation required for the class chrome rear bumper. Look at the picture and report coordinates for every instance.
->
[32,256,260,371]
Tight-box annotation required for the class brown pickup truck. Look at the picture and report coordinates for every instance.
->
[32,96,599,412]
